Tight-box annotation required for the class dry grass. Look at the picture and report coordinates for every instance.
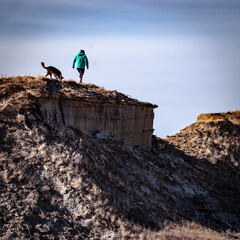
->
[108,221,239,240]
[197,111,240,125]
[156,221,234,240]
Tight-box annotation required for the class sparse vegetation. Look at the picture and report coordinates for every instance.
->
[0,76,239,239]
[105,221,240,240]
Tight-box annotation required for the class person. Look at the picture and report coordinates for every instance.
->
[72,50,89,83]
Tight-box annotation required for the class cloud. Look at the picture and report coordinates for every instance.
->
[1,0,240,38]
[0,0,135,37]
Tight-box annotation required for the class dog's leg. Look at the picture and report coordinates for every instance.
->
[45,70,50,78]
[53,74,58,80]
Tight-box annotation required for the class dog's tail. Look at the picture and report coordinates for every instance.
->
[41,62,47,69]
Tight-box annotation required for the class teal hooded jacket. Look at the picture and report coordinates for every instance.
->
[72,52,89,69]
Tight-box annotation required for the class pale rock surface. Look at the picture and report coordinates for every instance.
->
[40,98,155,147]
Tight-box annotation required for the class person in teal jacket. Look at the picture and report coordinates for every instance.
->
[72,50,89,83]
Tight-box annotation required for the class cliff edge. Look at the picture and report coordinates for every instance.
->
[0,76,157,147]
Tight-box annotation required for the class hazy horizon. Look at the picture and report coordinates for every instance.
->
[1,0,239,137]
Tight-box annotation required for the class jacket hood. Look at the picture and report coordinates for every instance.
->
[77,52,85,56]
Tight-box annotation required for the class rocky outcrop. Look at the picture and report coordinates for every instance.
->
[197,111,240,125]
[39,94,155,148]
[0,76,157,147]
[166,111,240,168]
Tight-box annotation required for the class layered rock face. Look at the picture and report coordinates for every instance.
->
[39,96,155,148]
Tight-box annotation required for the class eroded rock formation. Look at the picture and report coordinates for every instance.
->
[0,76,157,147]
[39,96,155,148]
[167,111,240,168]
[197,111,240,125]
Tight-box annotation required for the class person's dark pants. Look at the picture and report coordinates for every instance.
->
[77,68,85,78]
[77,68,85,83]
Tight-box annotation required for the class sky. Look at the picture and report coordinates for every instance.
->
[0,0,240,137]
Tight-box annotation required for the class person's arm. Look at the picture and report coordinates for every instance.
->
[85,56,89,69]
[72,56,76,68]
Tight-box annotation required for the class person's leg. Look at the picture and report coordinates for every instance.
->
[77,68,85,83]
[80,68,85,83]
[76,68,81,82]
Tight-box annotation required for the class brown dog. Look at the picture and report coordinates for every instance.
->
[41,62,63,81]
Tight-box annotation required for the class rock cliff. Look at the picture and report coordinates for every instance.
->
[0,76,157,147]
[167,111,240,168]
[0,76,239,239]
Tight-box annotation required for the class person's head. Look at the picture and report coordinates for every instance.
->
[80,49,85,54]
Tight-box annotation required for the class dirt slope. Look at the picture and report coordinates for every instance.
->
[0,76,239,239]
